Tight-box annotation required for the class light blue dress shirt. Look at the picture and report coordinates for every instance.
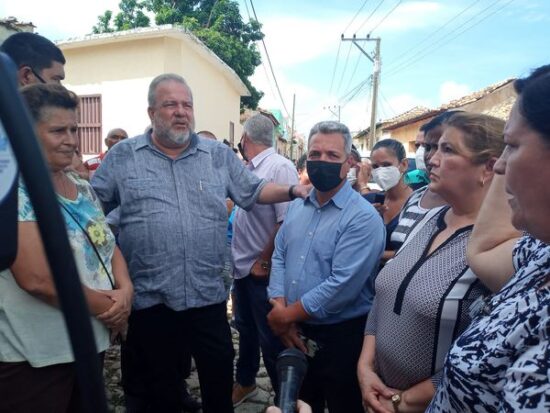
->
[268,181,385,325]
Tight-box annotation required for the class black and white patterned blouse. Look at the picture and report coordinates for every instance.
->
[365,207,489,390]
[428,235,550,412]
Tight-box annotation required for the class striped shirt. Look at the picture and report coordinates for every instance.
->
[390,186,429,246]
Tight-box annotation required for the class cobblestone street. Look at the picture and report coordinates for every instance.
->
[103,305,274,413]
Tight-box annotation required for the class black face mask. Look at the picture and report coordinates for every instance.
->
[237,141,248,161]
[306,160,344,192]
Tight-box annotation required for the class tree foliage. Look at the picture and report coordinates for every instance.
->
[92,0,264,109]
[92,0,150,33]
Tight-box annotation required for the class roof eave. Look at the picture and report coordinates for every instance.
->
[56,25,250,97]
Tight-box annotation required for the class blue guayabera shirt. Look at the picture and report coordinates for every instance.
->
[91,132,265,311]
[268,181,385,325]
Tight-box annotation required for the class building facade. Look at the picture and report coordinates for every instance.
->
[57,25,249,155]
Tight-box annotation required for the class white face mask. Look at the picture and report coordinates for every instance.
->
[415,146,427,171]
[346,167,357,185]
[372,166,401,191]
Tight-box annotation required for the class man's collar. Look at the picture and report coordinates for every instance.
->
[305,180,353,209]
[249,147,276,169]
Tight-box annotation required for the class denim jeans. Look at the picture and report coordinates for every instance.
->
[233,275,284,392]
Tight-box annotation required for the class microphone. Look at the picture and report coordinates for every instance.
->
[276,348,308,413]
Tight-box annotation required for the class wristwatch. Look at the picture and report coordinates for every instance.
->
[391,393,402,411]
[259,260,271,271]
[288,185,297,200]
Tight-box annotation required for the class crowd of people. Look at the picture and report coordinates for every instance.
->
[0,31,549,413]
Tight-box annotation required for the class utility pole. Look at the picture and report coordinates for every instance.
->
[341,34,381,150]
[323,105,341,122]
[290,93,296,160]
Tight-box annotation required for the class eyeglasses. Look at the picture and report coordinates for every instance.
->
[30,67,47,84]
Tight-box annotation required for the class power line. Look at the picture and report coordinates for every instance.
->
[380,90,397,117]
[344,42,365,93]
[336,41,354,96]
[340,76,373,107]
[248,0,290,117]
[386,0,482,69]
[386,0,512,77]
[328,41,342,96]
[343,0,371,34]
[368,0,403,36]
[385,0,514,78]
[355,0,386,33]
[240,0,277,102]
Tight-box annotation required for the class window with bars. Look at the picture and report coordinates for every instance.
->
[78,95,102,155]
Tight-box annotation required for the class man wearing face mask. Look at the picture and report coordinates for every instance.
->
[267,121,385,413]
[92,74,310,413]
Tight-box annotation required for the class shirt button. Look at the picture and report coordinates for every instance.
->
[300,256,304,260]
[308,232,313,236]
[292,280,297,285]
[317,210,321,214]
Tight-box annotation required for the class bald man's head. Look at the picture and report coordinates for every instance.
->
[105,128,128,149]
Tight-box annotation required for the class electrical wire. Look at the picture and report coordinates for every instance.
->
[343,0,371,34]
[385,0,514,78]
[380,90,397,117]
[367,0,403,36]
[344,42,365,93]
[240,0,277,102]
[335,41,354,96]
[386,0,482,69]
[248,0,290,117]
[355,0,386,33]
[340,76,373,107]
[328,41,342,96]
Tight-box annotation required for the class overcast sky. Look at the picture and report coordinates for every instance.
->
[2,0,549,136]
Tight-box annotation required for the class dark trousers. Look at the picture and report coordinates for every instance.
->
[233,275,285,392]
[0,355,104,413]
[121,302,234,413]
[298,315,367,413]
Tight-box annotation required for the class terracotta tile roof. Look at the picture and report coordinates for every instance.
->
[384,105,432,125]
[441,78,515,110]
[383,106,441,130]
[381,78,516,131]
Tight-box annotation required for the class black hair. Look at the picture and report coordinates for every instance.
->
[419,122,429,132]
[350,147,361,162]
[296,154,307,171]
[372,138,406,161]
[423,110,463,134]
[1,32,65,72]
[514,64,550,141]
[20,83,78,122]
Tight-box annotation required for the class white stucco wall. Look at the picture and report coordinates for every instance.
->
[60,30,245,153]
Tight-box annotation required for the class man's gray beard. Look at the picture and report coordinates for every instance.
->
[155,126,192,147]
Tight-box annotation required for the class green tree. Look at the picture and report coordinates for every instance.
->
[114,0,150,31]
[92,0,150,34]
[92,10,115,34]
[92,0,264,109]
